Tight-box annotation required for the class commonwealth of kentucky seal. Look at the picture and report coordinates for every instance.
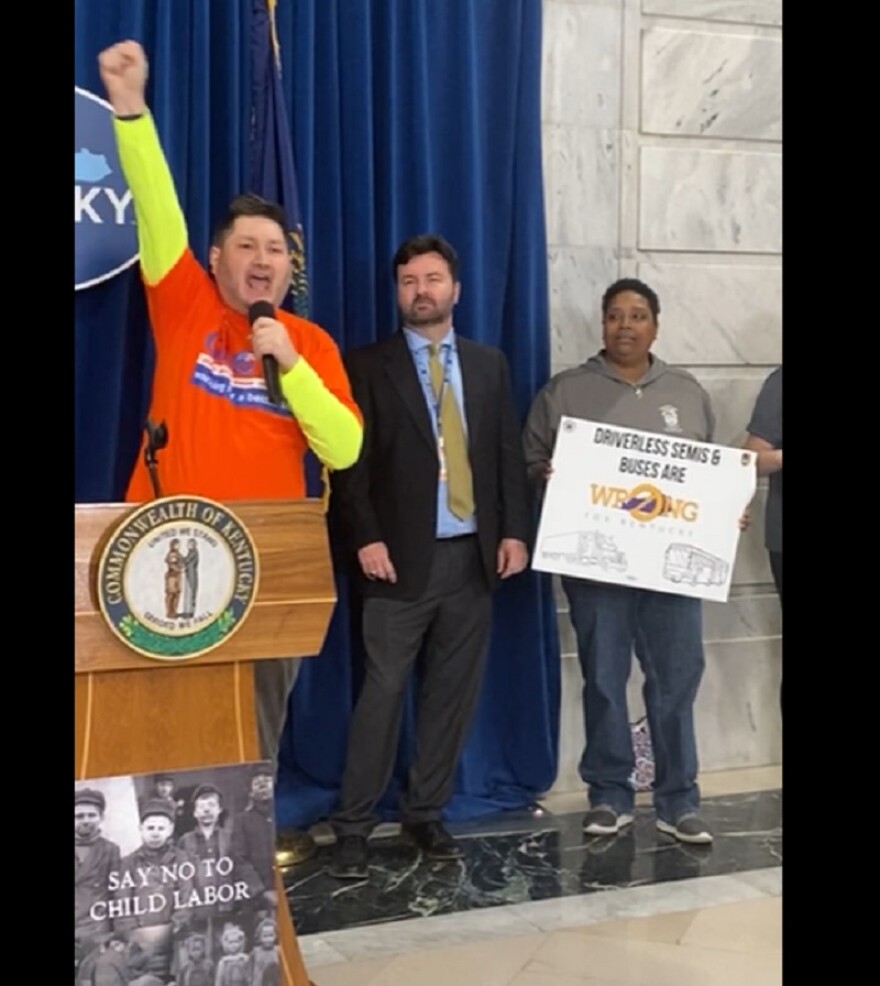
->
[97,496,260,661]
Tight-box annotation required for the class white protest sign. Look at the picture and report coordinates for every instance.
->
[532,417,756,602]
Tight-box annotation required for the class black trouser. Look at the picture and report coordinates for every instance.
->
[331,536,492,837]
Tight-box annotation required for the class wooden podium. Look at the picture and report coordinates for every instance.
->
[75,498,333,986]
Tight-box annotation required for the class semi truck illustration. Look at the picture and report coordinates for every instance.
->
[663,544,728,586]
[540,531,627,572]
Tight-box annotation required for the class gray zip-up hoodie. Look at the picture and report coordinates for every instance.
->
[523,352,715,483]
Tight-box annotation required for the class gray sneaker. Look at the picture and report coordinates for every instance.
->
[583,806,634,836]
[656,813,714,844]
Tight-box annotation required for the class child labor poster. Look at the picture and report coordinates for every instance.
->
[533,416,756,602]
[75,761,281,986]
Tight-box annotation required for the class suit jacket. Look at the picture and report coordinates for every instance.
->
[330,331,531,601]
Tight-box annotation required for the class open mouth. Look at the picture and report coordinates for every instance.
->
[247,272,272,293]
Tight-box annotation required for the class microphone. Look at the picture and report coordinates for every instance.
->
[248,300,283,405]
[143,419,168,500]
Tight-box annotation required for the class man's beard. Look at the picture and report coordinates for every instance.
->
[401,300,449,328]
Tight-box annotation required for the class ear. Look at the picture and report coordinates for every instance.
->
[208,245,220,276]
[453,282,461,306]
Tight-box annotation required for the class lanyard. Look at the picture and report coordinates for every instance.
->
[422,343,455,439]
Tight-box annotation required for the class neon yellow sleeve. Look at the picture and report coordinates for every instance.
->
[280,359,363,470]
[112,113,188,285]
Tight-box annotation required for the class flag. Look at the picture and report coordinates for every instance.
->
[250,0,309,319]
[251,0,325,500]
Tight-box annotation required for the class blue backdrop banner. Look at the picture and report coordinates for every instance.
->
[75,87,139,291]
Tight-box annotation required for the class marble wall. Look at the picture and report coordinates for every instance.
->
[539,0,782,794]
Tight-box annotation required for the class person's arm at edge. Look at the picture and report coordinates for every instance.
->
[743,434,782,476]
[743,372,782,476]
[522,382,557,490]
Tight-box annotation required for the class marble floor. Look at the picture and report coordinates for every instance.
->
[282,766,782,985]
[307,895,782,985]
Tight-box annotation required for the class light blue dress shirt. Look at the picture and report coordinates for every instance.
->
[403,326,477,538]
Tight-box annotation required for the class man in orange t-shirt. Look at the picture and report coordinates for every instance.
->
[99,41,363,862]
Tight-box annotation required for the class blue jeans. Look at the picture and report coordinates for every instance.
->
[562,578,705,823]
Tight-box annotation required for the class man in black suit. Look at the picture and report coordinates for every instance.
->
[328,234,532,879]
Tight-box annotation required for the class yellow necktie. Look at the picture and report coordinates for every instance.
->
[428,344,474,519]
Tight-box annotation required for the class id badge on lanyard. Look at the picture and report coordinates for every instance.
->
[437,433,448,482]
[432,346,453,483]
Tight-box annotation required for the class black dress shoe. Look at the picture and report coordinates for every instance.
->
[328,835,369,880]
[401,821,463,860]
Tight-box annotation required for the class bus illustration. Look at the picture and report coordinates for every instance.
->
[540,531,628,572]
[663,544,728,586]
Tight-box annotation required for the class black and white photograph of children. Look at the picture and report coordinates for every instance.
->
[75,761,279,985]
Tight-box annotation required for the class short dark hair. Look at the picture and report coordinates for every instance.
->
[392,234,459,282]
[602,278,660,320]
[212,193,288,246]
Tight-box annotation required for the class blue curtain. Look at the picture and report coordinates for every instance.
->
[74,0,560,828]
[273,0,560,828]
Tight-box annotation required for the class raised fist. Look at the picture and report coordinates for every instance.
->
[98,40,148,116]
